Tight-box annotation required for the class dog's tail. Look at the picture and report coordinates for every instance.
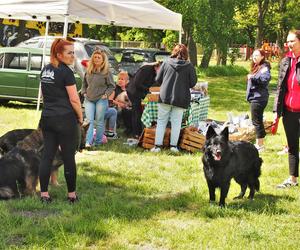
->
[254,157,263,191]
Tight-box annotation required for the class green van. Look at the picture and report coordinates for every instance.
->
[0,47,82,104]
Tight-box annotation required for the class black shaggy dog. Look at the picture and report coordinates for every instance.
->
[202,126,262,207]
[0,124,88,199]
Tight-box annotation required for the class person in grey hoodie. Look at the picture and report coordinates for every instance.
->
[151,44,197,153]
[81,49,115,147]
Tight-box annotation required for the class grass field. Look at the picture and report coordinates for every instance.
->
[1,61,300,250]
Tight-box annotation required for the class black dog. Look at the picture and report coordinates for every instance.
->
[202,126,262,207]
[0,124,88,199]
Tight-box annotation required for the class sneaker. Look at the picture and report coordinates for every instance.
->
[277,146,289,155]
[150,146,161,153]
[170,146,179,153]
[106,132,119,139]
[254,144,265,152]
[276,178,298,189]
[85,143,92,149]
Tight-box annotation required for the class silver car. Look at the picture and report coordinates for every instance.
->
[16,36,120,81]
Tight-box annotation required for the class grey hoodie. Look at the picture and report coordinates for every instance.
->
[156,58,197,109]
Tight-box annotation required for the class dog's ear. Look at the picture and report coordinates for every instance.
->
[206,125,217,140]
[221,126,229,141]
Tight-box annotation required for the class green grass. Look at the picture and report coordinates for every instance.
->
[1,61,299,249]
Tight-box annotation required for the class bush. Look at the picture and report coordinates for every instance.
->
[197,65,248,77]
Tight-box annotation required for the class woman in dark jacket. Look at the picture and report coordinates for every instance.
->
[274,30,300,188]
[246,49,271,151]
[127,62,161,139]
[151,44,197,153]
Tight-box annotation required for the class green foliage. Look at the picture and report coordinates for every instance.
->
[162,30,178,51]
[228,48,241,65]
[197,64,248,77]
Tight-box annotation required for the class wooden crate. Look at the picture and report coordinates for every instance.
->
[139,127,170,149]
[179,128,205,153]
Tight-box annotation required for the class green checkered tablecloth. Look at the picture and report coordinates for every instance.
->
[141,96,210,128]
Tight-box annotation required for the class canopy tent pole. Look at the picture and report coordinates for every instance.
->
[36,20,49,112]
[179,29,182,44]
[63,15,69,38]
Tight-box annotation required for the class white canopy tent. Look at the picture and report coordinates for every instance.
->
[0,0,182,36]
[0,0,182,110]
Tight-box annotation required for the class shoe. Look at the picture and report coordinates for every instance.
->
[276,178,298,189]
[85,142,92,149]
[254,144,265,152]
[106,132,119,139]
[170,146,179,153]
[67,195,79,204]
[40,196,52,203]
[150,146,161,153]
[277,146,289,155]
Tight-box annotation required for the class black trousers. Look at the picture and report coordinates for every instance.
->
[39,112,78,192]
[282,110,300,177]
[250,101,267,139]
[127,92,143,138]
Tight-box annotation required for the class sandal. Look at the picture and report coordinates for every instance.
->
[40,196,52,203]
[67,195,79,204]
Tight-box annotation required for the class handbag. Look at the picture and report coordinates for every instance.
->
[271,117,280,135]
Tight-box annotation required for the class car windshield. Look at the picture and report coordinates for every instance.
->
[154,53,170,62]
[84,44,115,60]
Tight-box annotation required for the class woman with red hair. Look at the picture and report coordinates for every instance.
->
[246,49,271,151]
[39,38,83,203]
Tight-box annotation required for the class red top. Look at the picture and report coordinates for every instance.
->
[284,51,300,112]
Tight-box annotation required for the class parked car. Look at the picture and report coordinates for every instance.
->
[0,47,82,104]
[110,48,170,76]
[16,36,120,81]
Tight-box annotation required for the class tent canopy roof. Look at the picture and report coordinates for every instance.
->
[0,0,182,31]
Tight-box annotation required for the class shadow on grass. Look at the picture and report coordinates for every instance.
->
[3,167,205,247]
[198,192,293,219]
[3,166,295,248]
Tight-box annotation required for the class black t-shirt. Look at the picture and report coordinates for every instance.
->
[40,63,76,116]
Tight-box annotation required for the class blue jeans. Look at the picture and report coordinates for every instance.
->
[104,107,117,131]
[85,98,108,145]
[154,103,184,146]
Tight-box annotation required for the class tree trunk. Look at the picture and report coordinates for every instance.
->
[188,34,197,66]
[255,0,269,48]
[221,49,227,65]
[216,49,221,65]
[200,46,213,68]
[277,0,288,52]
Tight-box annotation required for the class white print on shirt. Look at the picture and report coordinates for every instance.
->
[41,69,55,84]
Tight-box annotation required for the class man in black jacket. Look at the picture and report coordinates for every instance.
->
[126,62,161,139]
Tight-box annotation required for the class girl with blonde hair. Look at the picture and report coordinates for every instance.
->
[81,49,115,147]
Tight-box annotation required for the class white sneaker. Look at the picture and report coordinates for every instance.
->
[170,146,179,153]
[150,146,161,153]
[276,177,298,189]
[254,144,265,152]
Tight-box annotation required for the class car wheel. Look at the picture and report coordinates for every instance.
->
[0,100,9,105]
